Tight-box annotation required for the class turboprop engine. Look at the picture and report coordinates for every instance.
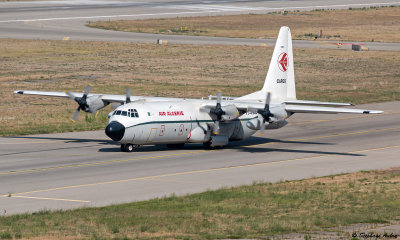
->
[263,105,288,129]
[246,92,288,131]
[67,85,109,121]
[246,105,288,130]
[200,92,239,134]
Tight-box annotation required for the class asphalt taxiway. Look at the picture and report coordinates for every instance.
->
[1,0,400,215]
[1,101,399,215]
[0,0,400,50]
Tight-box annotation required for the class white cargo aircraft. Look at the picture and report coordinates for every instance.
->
[15,27,383,152]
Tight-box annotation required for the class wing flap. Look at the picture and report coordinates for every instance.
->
[285,105,383,114]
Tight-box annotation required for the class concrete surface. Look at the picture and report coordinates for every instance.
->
[0,0,400,50]
[0,101,399,215]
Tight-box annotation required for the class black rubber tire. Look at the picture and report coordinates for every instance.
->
[125,144,135,152]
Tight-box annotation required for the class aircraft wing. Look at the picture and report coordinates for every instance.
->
[14,90,180,103]
[283,100,353,107]
[285,105,383,114]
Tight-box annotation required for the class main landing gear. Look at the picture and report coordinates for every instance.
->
[120,144,138,152]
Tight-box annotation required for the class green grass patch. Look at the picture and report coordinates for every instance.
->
[0,169,399,239]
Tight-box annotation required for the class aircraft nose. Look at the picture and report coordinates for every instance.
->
[105,121,125,141]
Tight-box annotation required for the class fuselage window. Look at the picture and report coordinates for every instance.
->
[133,109,139,118]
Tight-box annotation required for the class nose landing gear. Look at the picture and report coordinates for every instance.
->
[121,144,139,152]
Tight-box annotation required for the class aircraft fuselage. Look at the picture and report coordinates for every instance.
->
[106,100,259,146]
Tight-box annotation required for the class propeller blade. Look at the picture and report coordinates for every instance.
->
[66,91,76,99]
[265,92,271,107]
[199,107,211,113]
[72,106,80,122]
[259,118,266,136]
[213,121,220,135]
[258,92,272,136]
[125,87,131,103]
[82,85,91,100]
[216,91,222,105]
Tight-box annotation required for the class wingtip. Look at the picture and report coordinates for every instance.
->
[14,90,24,94]
[363,110,384,114]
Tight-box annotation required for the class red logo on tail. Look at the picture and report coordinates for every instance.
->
[278,52,288,72]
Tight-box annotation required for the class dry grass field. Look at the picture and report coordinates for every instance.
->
[1,39,399,136]
[88,6,400,42]
[1,168,399,239]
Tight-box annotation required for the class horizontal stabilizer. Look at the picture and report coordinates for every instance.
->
[285,105,383,114]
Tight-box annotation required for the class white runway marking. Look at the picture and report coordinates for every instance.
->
[10,195,91,203]
[0,2,399,23]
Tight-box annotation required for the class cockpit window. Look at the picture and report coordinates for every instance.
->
[112,109,140,118]
[127,109,139,118]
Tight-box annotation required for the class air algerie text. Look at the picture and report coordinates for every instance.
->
[159,111,184,116]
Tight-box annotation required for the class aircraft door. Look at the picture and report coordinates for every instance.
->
[146,128,158,143]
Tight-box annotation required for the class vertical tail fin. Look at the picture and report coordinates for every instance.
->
[262,26,296,100]
[238,26,296,101]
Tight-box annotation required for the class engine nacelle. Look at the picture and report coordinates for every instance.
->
[210,135,229,147]
[264,120,288,129]
[86,96,109,113]
[221,105,239,121]
[246,118,261,130]
[265,105,288,129]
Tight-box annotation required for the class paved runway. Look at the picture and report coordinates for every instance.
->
[1,0,400,50]
[1,101,399,215]
[1,0,400,215]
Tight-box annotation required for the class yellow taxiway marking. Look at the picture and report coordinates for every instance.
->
[1,125,400,176]
[3,144,400,198]
[10,195,90,203]
[0,150,208,175]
